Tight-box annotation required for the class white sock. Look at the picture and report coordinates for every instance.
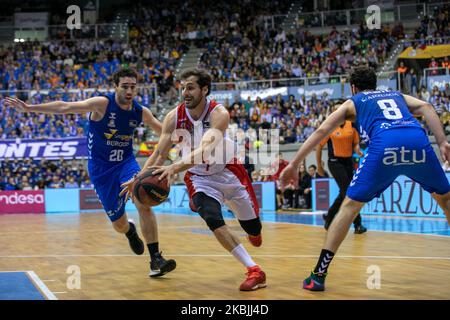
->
[231,244,257,268]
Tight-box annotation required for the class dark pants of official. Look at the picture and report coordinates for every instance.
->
[327,158,362,227]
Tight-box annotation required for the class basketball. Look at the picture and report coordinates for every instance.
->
[132,169,170,206]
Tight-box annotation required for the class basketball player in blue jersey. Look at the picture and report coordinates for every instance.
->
[280,66,450,291]
[4,68,176,277]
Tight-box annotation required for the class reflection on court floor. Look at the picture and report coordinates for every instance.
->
[155,208,450,237]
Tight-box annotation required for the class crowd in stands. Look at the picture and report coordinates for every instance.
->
[199,22,402,85]
[414,3,450,40]
[1,82,449,145]
[0,39,179,101]
[225,92,333,144]
[0,158,93,191]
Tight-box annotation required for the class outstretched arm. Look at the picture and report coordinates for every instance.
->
[403,94,449,162]
[4,96,108,116]
[352,128,363,157]
[316,142,325,177]
[291,100,354,168]
[280,99,355,184]
[142,107,162,136]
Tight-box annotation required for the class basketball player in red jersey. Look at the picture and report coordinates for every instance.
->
[121,68,266,291]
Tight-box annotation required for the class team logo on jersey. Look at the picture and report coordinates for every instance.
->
[203,121,211,129]
[104,129,118,139]
[129,120,138,127]
[108,113,116,128]
[104,129,132,141]
[380,123,391,129]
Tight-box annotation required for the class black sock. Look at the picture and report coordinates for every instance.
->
[313,249,335,275]
[125,222,137,238]
[353,214,362,227]
[147,242,159,258]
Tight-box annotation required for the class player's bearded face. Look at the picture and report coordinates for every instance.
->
[182,78,205,109]
[116,77,137,105]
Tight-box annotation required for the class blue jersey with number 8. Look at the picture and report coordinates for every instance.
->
[350,90,423,145]
[346,90,449,203]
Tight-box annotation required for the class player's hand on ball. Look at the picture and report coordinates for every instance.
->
[3,97,30,112]
[279,164,297,188]
[150,165,176,184]
[120,175,138,203]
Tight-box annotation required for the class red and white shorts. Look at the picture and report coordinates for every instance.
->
[184,163,259,221]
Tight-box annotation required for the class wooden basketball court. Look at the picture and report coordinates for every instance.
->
[0,211,449,299]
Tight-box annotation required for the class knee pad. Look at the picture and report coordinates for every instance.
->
[193,192,225,231]
[239,217,262,236]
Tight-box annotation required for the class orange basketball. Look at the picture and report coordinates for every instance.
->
[132,169,170,206]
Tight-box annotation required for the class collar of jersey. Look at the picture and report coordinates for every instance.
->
[186,100,210,124]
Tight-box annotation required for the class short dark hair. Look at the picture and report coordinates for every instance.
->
[112,68,138,85]
[309,164,317,170]
[349,66,377,92]
[180,68,212,96]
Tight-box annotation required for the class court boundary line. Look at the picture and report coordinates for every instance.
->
[0,225,202,235]
[26,271,58,300]
[0,270,58,300]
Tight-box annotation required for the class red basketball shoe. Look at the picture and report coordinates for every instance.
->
[239,265,267,291]
[248,234,262,247]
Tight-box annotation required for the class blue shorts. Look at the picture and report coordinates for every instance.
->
[88,158,141,222]
[347,127,450,203]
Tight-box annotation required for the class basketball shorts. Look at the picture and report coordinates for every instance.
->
[88,158,141,222]
[184,163,259,221]
[347,127,450,203]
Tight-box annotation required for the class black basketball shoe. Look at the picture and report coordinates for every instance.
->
[149,252,177,277]
[354,224,368,234]
[125,220,145,255]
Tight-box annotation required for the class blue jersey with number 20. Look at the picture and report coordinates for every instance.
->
[86,93,143,222]
[87,92,142,164]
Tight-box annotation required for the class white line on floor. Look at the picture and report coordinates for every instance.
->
[26,271,58,300]
[0,225,203,235]
[0,254,449,260]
